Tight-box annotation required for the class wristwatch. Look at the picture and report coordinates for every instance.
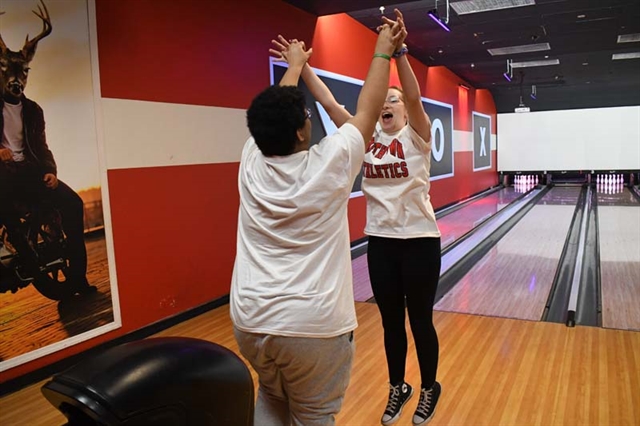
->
[393,45,408,58]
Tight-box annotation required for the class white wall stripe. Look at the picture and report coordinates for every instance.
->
[102,98,496,170]
[454,130,473,152]
[454,130,497,153]
[102,98,250,170]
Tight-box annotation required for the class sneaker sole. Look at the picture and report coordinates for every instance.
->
[381,388,414,426]
[412,407,436,426]
[413,383,441,426]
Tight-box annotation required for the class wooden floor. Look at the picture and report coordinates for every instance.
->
[1,302,639,426]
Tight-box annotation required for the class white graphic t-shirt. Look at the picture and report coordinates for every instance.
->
[362,124,440,238]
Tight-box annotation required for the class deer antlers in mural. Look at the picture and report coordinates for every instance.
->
[0,0,52,99]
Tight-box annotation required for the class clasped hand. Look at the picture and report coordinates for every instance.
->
[377,9,408,53]
[270,36,312,67]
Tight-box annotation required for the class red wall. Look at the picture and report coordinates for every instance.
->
[1,0,497,382]
[96,0,317,108]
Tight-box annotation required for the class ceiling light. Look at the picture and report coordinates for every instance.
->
[510,59,560,68]
[612,52,640,60]
[471,63,475,68]
[451,0,535,15]
[488,43,551,56]
[503,59,513,81]
[428,10,451,32]
[577,14,586,19]
[459,83,471,90]
[428,0,452,32]
[582,62,589,65]
[618,34,640,43]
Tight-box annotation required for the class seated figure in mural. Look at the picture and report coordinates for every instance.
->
[0,1,95,294]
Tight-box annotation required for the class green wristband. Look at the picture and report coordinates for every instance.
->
[373,53,391,61]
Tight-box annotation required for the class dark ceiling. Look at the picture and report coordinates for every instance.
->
[283,0,640,113]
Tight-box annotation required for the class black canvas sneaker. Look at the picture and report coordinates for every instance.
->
[381,381,413,425]
[412,381,441,425]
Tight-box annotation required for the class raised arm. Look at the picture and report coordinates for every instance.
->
[271,36,351,128]
[395,52,432,143]
[347,12,404,144]
[384,10,432,143]
[301,64,352,128]
[276,39,311,87]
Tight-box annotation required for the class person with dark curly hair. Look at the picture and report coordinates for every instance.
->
[230,13,405,426]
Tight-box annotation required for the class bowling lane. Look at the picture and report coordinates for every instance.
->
[438,186,526,249]
[435,186,582,321]
[597,186,640,331]
[352,186,526,302]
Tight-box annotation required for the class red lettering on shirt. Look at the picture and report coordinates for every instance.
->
[389,139,405,160]
[363,161,408,179]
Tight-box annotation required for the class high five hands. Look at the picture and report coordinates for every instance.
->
[270,35,312,66]
[378,9,408,52]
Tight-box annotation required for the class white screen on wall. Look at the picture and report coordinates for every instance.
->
[497,106,640,171]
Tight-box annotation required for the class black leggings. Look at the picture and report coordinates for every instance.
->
[367,235,441,389]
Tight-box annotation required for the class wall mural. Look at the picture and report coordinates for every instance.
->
[0,0,120,371]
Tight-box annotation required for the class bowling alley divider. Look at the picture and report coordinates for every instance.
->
[1,0,498,388]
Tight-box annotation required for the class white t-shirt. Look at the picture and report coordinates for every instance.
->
[230,123,364,338]
[362,124,440,238]
[1,102,26,162]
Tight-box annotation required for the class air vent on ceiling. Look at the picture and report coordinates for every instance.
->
[617,34,640,43]
[451,0,535,15]
[488,42,550,56]
[510,59,560,68]
[612,52,640,60]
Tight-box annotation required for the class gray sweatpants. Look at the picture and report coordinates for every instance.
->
[234,328,355,426]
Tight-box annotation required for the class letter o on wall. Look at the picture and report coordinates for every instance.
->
[431,118,444,162]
